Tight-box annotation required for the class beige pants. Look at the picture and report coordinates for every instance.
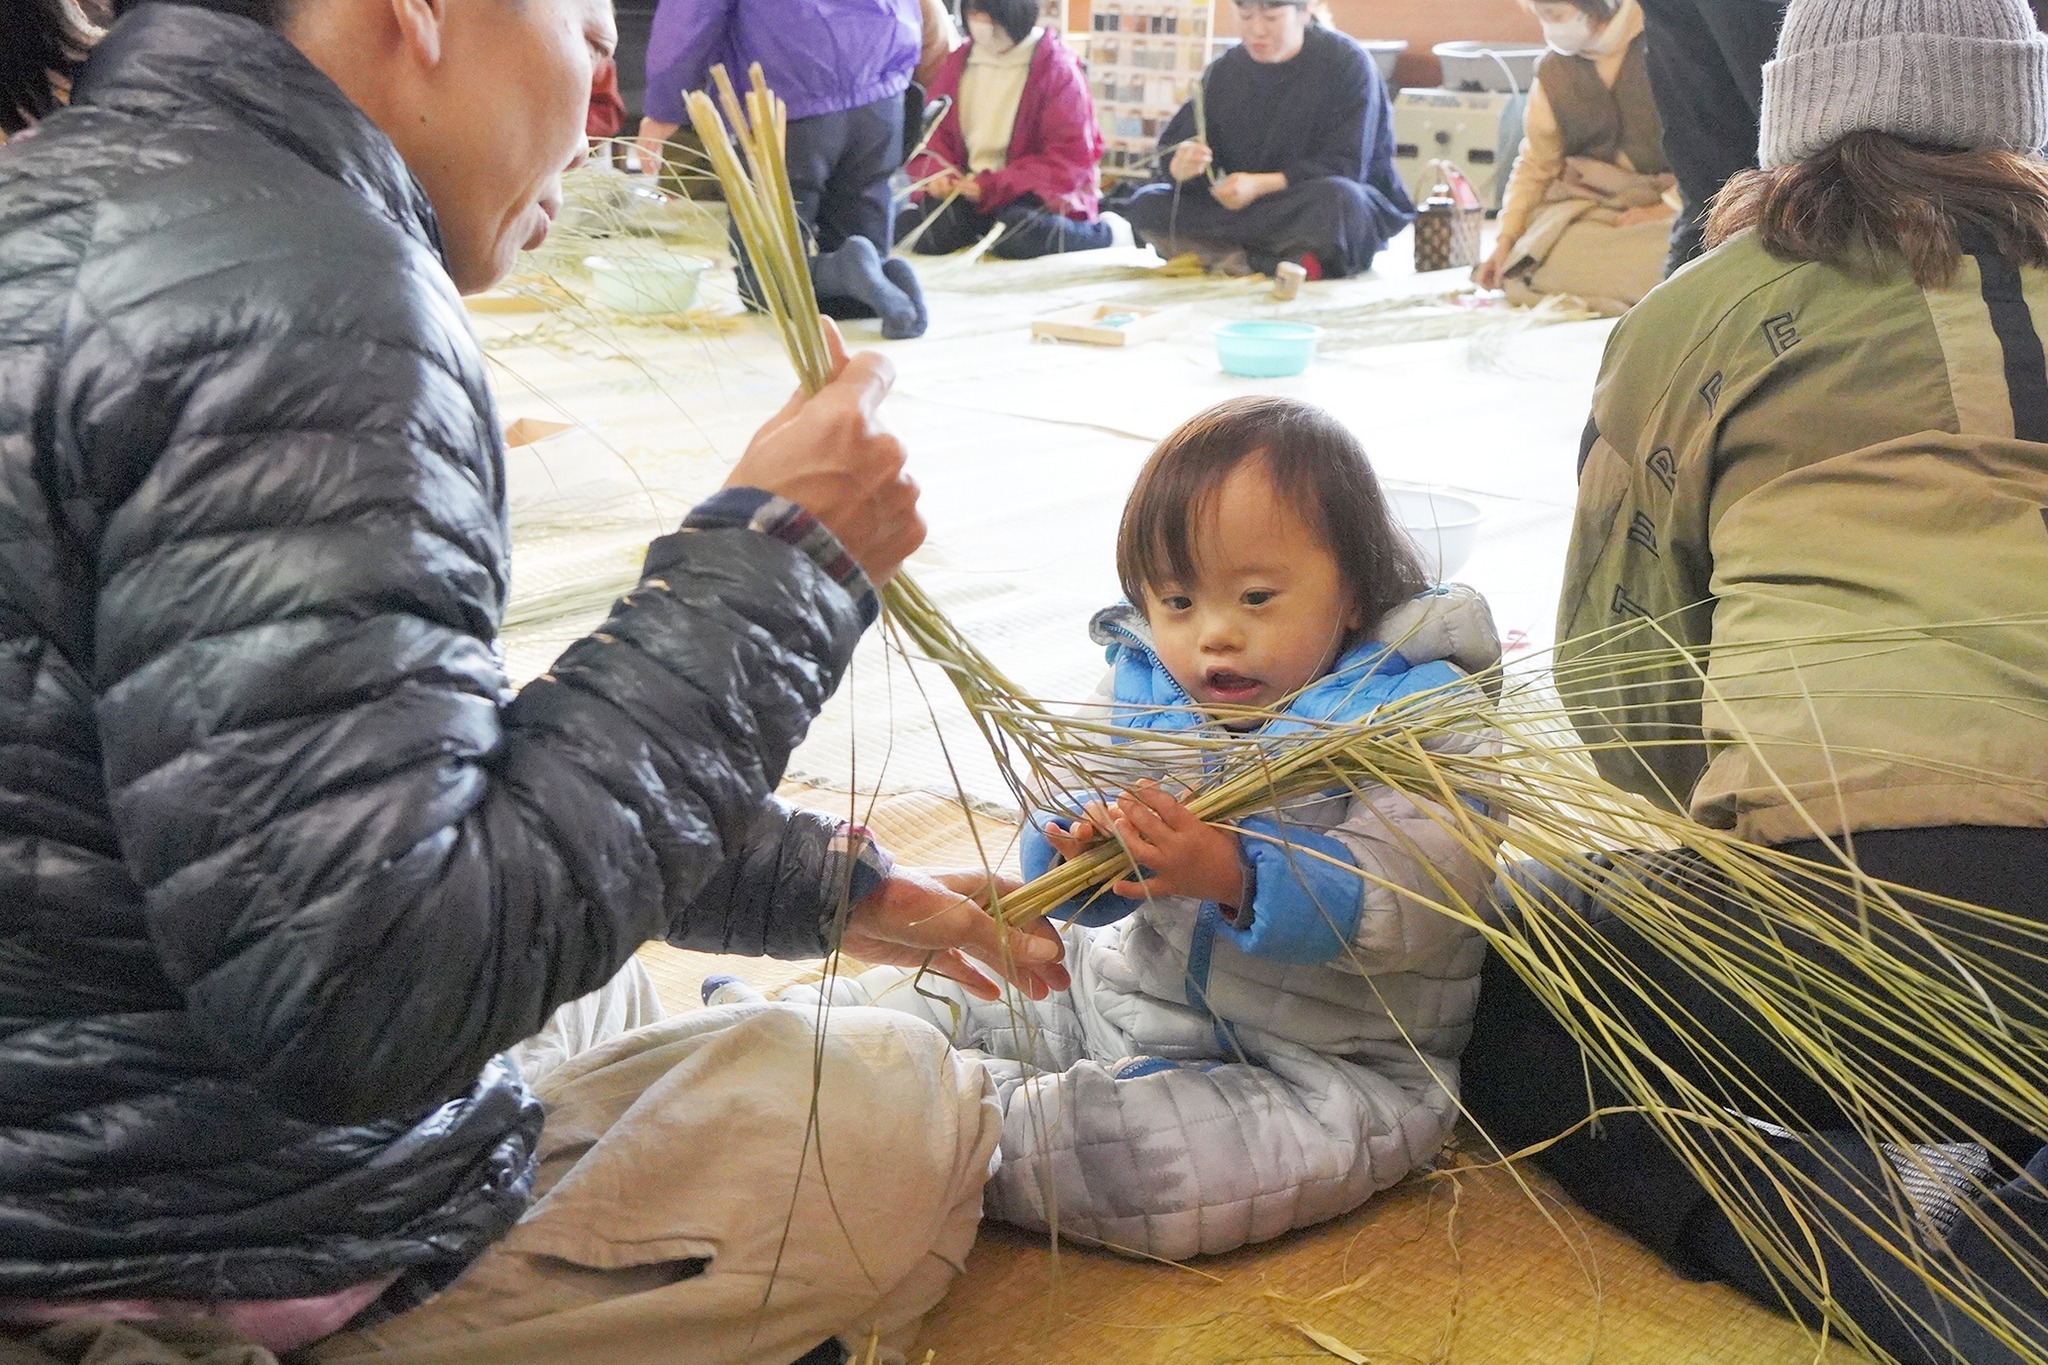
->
[502,955,666,1088]
[308,1002,1000,1365]
[1507,212,1672,316]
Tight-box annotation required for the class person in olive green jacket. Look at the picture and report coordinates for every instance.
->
[1461,1,2048,1361]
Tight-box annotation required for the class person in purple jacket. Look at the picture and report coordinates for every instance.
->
[898,0,1113,258]
[636,0,930,338]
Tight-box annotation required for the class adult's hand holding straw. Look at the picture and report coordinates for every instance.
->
[724,318,926,585]
[1169,139,1215,183]
[690,64,1068,988]
[840,869,1070,1001]
[692,68,926,584]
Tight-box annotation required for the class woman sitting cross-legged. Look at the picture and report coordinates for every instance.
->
[1120,0,1415,279]
[898,0,1113,259]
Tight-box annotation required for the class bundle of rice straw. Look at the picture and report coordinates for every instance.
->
[688,66,2048,1364]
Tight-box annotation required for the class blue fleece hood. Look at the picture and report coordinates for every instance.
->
[1086,597,1471,740]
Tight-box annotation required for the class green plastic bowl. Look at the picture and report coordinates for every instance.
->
[1214,320,1323,377]
[583,252,709,316]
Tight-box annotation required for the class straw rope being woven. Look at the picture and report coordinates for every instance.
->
[687,68,2048,1364]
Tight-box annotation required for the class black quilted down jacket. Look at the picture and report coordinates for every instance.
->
[0,4,868,1301]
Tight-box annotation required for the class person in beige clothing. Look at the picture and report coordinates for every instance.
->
[308,1002,1005,1365]
[899,0,1112,259]
[1474,0,1678,312]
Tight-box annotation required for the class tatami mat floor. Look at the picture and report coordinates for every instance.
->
[636,927,1858,1364]
[632,796,1856,1365]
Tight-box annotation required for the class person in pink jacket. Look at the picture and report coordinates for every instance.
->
[899,0,1113,258]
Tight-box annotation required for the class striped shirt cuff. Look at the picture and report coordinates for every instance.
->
[814,820,893,949]
[681,488,880,627]
[834,821,893,914]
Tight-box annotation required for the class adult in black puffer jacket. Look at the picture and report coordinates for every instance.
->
[0,0,1064,1350]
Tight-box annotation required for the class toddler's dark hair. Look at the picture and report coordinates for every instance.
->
[1115,397,1429,634]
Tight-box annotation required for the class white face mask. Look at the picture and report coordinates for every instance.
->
[1540,12,1597,55]
[967,16,1012,50]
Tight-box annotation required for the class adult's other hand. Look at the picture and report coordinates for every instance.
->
[725,320,925,584]
[840,869,1070,1001]
[1212,171,1277,211]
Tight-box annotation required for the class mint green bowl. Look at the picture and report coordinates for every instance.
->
[1214,320,1323,377]
[583,252,708,316]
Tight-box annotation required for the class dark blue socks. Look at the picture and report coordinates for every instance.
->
[810,238,925,340]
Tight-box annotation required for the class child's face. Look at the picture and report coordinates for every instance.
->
[1142,458,1361,714]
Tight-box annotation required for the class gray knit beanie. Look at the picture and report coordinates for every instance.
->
[1760,0,2048,168]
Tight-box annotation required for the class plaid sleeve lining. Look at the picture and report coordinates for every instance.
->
[681,487,880,627]
[832,821,893,918]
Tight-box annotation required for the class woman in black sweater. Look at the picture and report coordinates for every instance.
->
[1121,0,1414,278]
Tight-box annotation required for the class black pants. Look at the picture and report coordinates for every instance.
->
[897,194,1113,259]
[1120,176,1405,277]
[1636,0,1785,271]
[734,93,905,313]
[786,93,904,253]
[1461,825,2048,1364]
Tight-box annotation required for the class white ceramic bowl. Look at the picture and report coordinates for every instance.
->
[583,252,709,316]
[1360,38,1408,87]
[1431,41,1547,94]
[1389,488,1484,581]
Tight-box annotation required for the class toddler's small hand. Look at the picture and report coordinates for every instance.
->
[1042,801,1113,862]
[1105,781,1244,906]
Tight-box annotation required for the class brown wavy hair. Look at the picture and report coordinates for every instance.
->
[1116,397,1429,633]
[1706,130,2048,288]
